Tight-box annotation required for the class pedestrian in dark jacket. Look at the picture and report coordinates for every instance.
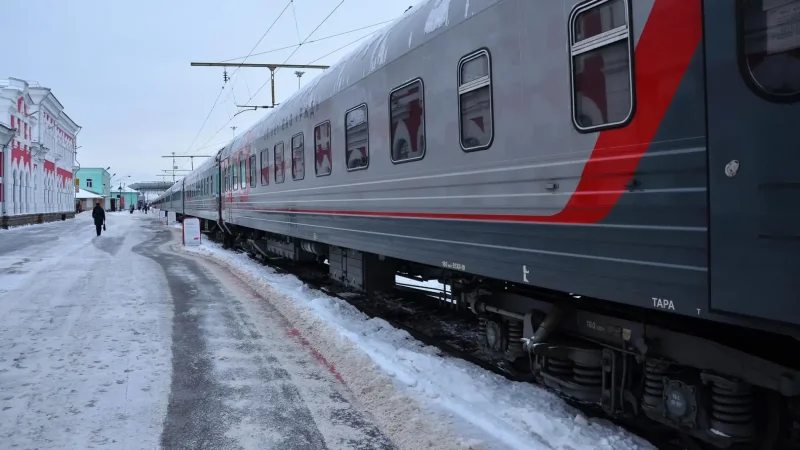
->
[92,202,105,236]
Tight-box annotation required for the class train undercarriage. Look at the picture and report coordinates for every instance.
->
[192,216,800,449]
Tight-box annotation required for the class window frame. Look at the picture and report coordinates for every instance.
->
[260,148,269,185]
[274,141,285,184]
[457,49,495,152]
[291,132,305,181]
[233,157,239,191]
[249,154,256,187]
[239,156,246,189]
[389,78,427,164]
[567,0,636,133]
[735,0,800,104]
[314,120,332,177]
[344,103,370,172]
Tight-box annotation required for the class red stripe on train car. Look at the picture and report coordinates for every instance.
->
[550,0,703,224]
[230,0,702,225]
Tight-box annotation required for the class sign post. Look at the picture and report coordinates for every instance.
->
[182,217,202,246]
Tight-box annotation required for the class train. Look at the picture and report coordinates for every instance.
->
[153,0,800,447]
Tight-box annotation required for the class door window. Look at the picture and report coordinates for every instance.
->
[740,0,800,100]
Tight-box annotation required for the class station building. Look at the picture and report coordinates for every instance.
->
[75,167,111,209]
[0,77,80,228]
[111,185,140,211]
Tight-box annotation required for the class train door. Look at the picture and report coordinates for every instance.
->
[704,0,800,325]
[221,157,232,223]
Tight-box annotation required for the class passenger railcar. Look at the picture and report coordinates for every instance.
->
[155,0,800,446]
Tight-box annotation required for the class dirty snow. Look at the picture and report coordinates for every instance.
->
[0,212,173,449]
[0,212,404,449]
[180,237,655,450]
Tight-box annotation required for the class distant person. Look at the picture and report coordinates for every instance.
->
[92,202,106,236]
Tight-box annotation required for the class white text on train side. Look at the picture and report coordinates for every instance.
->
[652,297,675,310]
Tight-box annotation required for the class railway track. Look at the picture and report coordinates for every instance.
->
[208,244,691,450]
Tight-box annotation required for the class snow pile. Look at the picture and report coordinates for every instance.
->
[179,239,654,450]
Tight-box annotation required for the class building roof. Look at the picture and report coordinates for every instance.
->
[111,186,138,193]
[76,188,103,199]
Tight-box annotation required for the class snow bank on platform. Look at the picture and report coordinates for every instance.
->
[180,239,654,450]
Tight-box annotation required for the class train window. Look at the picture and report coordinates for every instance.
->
[314,121,332,176]
[569,0,634,131]
[458,51,493,150]
[274,142,285,183]
[233,158,238,190]
[240,157,246,189]
[390,79,426,162]
[260,149,269,185]
[345,104,369,170]
[249,155,256,187]
[740,0,800,101]
[292,133,305,180]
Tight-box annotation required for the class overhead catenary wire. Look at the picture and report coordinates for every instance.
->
[195,26,382,153]
[246,0,347,102]
[196,0,351,151]
[181,1,292,156]
[215,20,394,63]
[291,0,302,45]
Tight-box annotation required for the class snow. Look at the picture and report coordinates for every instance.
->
[180,238,655,450]
[0,212,173,449]
[425,0,452,34]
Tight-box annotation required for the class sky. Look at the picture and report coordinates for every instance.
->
[1,0,415,187]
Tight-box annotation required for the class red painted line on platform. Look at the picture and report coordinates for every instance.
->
[216,266,347,384]
[287,328,346,384]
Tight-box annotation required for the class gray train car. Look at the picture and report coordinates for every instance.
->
[169,0,800,446]
[182,153,220,223]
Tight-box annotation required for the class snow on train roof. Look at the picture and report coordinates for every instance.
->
[221,0,484,158]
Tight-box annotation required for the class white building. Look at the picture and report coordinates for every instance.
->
[0,77,80,228]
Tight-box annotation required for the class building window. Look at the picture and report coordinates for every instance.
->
[740,0,800,101]
[458,51,493,150]
[240,157,246,189]
[569,0,634,131]
[292,133,305,180]
[86,178,93,188]
[274,142,285,183]
[249,155,256,187]
[260,149,269,185]
[345,104,369,170]
[314,121,332,176]
[390,79,426,162]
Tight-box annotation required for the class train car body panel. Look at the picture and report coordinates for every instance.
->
[155,0,800,443]
[704,0,800,326]
[213,0,717,322]
[184,153,220,222]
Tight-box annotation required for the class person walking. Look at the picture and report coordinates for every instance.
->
[92,202,106,236]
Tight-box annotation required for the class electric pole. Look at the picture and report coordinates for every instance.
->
[189,62,329,108]
[160,154,211,182]
[295,71,305,89]
[231,126,238,139]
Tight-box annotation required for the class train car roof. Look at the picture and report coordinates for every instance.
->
[220,0,489,159]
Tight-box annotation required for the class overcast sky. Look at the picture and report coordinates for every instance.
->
[1,0,414,187]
